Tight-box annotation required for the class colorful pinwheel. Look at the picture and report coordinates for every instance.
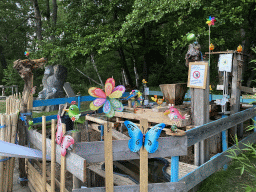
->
[206,16,216,26]
[89,78,125,118]
[24,51,29,56]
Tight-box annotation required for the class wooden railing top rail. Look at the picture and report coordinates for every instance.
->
[187,107,256,147]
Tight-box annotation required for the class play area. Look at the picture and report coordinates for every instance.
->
[1,19,256,192]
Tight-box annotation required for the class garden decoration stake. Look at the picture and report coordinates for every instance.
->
[88,77,125,192]
[206,16,216,65]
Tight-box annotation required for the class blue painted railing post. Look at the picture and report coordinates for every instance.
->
[78,96,81,111]
[209,94,212,102]
[222,114,228,170]
[171,156,179,182]
[100,125,104,141]
[253,104,256,132]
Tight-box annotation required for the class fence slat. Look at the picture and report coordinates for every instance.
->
[180,131,256,191]
[72,182,186,192]
[73,136,187,163]
[187,107,256,147]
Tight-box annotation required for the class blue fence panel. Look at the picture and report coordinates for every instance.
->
[33,115,57,124]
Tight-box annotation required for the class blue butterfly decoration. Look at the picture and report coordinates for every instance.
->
[124,120,165,153]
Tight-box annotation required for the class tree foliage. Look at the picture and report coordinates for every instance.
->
[1,0,256,94]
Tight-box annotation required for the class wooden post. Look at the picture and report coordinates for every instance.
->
[42,116,47,192]
[191,62,210,166]
[230,52,240,139]
[60,123,66,192]
[4,115,11,192]
[0,114,6,192]
[140,119,148,192]
[51,119,56,192]
[15,85,18,95]
[128,100,132,108]
[8,113,18,191]
[85,120,90,142]
[27,75,33,111]
[104,122,114,192]
[72,131,82,189]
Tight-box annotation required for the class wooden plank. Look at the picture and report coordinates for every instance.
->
[86,115,114,127]
[140,119,148,192]
[72,182,186,192]
[73,136,187,163]
[4,115,11,192]
[89,123,130,140]
[42,116,47,192]
[72,131,82,189]
[114,112,190,127]
[187,107,256,147]
[0,114,6,192]
[51,119,56,192]
[88,163,136,186]
[205,51,235,54]
[28,129,86,182]
[239,86,256,94]
[180,131,256,191]
[104,122,114,192]
[60,123,66,192]
[63,82,76,97]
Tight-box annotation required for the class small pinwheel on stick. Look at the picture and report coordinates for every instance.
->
[206,16,216,64]
[88,78,125,118]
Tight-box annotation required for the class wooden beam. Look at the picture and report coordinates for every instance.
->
[42,116,47,192]
[28,129,86,182]
[180,131,256,191]
[239,86,256,94]
[60,123,66,192]
[72,182,186,192]
[73,136,187,163]
[104,122,114,192]
[51,119,56,192]
[86,115,114,127]
[187,107,256,147]
[205,51,235,54]
[140,119,148,192]
[89,123,130,140]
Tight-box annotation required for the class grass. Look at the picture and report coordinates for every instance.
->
[0,101,5,113]
[198,152,256,192]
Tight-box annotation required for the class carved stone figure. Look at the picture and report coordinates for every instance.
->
[37,65,67,111]
[185,42,202,67]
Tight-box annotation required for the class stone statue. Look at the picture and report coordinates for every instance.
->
[185,41,203,67]
[38,65,67,111]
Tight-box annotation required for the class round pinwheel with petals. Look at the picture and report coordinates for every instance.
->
[206,16,216,26]
[89,78,125,118]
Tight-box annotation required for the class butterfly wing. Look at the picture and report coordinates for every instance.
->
[144,123,165,153]
[61,135,74,156]
[55,115,63,145]
[124,120,143,152]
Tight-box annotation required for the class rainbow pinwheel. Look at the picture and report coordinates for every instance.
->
[24,51,29,56]
[89,78,125,118]
[206,16,216,26]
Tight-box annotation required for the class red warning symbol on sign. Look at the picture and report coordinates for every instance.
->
[193,71,200,79]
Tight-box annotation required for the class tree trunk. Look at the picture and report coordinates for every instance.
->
[31,0,43,40]
[51,0,58,40]
[118,47,134,89]
[0,45,7,69]
[46,0,50,22]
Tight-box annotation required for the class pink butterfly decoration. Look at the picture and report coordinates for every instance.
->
[88,78,125,118]
[61,135,74,156]
[55,115,63,145]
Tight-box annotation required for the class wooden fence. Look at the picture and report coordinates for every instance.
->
[0,95,20,191]
[0,85,18,98]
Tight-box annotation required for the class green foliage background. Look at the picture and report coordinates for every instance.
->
[1,0,256,95]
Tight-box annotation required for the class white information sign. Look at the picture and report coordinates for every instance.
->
[218,54,233,72]
[188,62,208,89]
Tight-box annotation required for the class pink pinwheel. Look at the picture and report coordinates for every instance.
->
[55,115,63,145]
[206,16,216,26]
[60,135,74,156]
[88,78,125,118]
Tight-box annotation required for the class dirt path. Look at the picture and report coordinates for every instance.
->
[12,159,30,192]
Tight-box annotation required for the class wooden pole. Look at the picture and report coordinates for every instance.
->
[8,113,18,192]
[27,75,33,111]
[140,119,148,192]
[104,122,114,192]
[60,123,66,192]
[72,131,82,189]
[42,116,47,192]
[0,114,6,192]
[51,119,56,192]
[4,115,12,192]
